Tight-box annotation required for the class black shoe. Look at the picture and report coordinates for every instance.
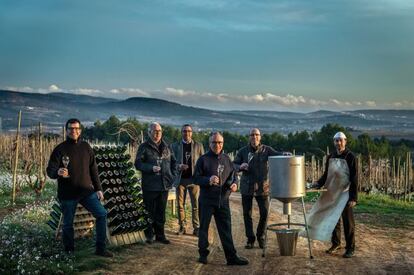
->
[258,239,265,249]
[177,225,186,235]
[193,228,199,237]
[343,249,354,258]
[245,242,254,249]
[146,239,154,245]
[156,237,171,244]
[326,245,341,254]
[227,256,249,266]
[198,256,208,264]
[95,250,114,258]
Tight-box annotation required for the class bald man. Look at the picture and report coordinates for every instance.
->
[233,128,284,249]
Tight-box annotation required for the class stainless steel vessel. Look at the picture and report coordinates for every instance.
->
[268,156,305,214]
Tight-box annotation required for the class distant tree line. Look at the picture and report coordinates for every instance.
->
[82,115,413,160]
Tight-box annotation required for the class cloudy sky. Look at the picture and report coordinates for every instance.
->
[1,0,413,111]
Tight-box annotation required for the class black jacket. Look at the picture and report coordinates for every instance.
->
[317,149,358,202]
[194,150,237,206]
[135,138,178,192]
[47,138,101,200]
[233,144,282,196]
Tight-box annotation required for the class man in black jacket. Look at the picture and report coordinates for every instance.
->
[47,118,112,257]
[315,131,358,258]
[194,132,248,266]
[233,128,283,249]
[135,122,177,244]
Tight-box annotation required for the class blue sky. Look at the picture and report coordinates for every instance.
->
[1,0,413,111]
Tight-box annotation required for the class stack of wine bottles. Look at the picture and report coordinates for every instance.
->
[94,144,151,236]
[47,200,62,232]
[47,199,95,239]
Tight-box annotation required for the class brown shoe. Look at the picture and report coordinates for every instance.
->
[326,245,341,254]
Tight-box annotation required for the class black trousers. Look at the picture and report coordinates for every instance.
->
[332,203,355,250]
[242,195,269,243]
[143,190,168,240]
[198,201,237,261]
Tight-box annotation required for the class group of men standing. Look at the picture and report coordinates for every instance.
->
[47,118,358,264]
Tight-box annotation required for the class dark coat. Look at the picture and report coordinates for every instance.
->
[233,144,282,196]
[47,138,101,200]
[194,150,237,206]
[134,138,178,192]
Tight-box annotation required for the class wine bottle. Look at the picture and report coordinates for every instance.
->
[112,187,119,194]
[103,188,113,196]
[104,197,117,207]
[110,223,125,235]
[110,179,117,185]
[50,211,61,223]
[116,178,122,185]
[52,203,62,215]
[107,171,114,178]
[47,220,58,230]
[101,179,110,186]
[107,205,119,215]
[108,214,123,226]
[99,171,108,178]
[113,170,120,177]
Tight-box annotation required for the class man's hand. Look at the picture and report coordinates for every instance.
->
[348,201,356,208]
[153,166,161,173]
[209,175,220,186]
[96,191,104,201]
[230,183,238,192]
[57,168,69,177]
[239,163,249,171]
[178,164,189,171]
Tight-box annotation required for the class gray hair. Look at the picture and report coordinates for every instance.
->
[148,122,162,133]
[209,131,223,142]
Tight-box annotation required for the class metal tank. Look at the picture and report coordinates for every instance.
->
[268,156,305,215]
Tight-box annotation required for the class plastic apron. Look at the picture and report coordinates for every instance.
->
[306,157,350,241]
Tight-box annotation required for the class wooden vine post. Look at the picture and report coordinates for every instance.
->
[11,110,22,205]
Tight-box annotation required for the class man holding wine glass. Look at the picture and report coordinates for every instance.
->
[135,122,178,244]
[171,124,204,236]
[233,128,286,249]
[194,132,249,266]
[47,118,112,257]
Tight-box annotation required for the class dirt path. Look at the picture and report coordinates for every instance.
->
[91,194,414,275]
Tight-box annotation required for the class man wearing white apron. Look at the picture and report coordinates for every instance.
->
[307,131,358,258]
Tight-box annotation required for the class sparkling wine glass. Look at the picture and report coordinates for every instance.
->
[62,155,70,178]
[156,157,162,175]
[248,152,254,163]
[217,164,224,185]
[185,152,191,165]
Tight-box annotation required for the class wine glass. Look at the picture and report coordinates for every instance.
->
[156,157,162,175]
[185,152,191,165]
[217,164,224,185]
[62,155,70,178]
[248,152,254,163]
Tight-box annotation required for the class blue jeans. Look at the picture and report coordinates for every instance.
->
[60,192,108,252]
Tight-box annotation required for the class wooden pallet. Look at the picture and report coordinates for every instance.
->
[107,230,146,246]
[55,204,95,240]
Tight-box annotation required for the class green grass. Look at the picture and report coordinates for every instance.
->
[354,193,414,228]
[0,181,57,208]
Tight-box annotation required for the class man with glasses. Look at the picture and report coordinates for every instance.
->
[233,128,284,249]
[171,124,204,236]
[47,118,112,257]
[194,132,249,266]
[307,131,358,258]
[135,122,177,244]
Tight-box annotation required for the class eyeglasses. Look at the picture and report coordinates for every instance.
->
[182,130,192,133]
[250,133,260,136]
[334,138,344,142]
[68,127,81,131]
[152,130,162,133]
[211,141,223,144]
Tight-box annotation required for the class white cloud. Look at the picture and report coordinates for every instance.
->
[48,84,61,92]
[3,85,412,111]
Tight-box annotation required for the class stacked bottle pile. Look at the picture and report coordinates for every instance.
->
[94,145,151,236]
[47,200,62,231]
